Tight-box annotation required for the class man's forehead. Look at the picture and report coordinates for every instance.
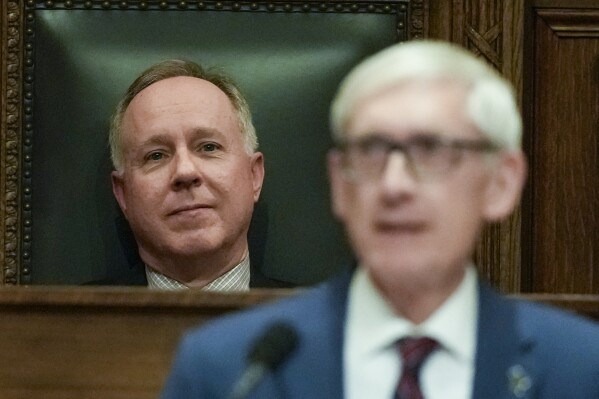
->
[129,76,228,109]
[120,76,241,147]
[345,79,472,137]
[357,78,469,107]
[122,76,236,129]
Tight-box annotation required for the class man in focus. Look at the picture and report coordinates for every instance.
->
[109,60,264,290]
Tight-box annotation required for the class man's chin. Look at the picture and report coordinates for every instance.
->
[167,242,221,259]
[363,251,430,275]
[141,240,221,262]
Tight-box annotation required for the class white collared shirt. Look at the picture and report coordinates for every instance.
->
[344,265,478,399]
[145,255,251,291]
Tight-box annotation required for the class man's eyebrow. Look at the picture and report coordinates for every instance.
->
[188,127,228,140]
[135,128,230,150]
[138,134,171,148]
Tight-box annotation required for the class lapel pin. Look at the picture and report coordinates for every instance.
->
[507,364,532,398]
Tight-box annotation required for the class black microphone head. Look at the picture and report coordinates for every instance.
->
[248,322,298,371]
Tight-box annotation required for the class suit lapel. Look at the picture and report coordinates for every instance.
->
[279,272,543,399]
[472,282,536,399]
[282,269,353,399]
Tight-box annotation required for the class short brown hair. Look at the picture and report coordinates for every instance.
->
[109,59,257,170]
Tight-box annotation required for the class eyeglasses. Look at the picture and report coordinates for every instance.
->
[337,134,499,182]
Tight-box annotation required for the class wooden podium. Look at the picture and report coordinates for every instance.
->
[0,287,597,399]
[0,287,291,399]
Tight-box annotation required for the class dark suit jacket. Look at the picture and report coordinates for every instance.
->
[162,269,599,398]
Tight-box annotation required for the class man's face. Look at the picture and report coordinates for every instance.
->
[112,76,264,270]
[329,80,523,288]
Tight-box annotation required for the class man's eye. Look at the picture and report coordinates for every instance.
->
[146,151,165,161]
[356,137,390,155]
[200,143,221,152]
[410,136,444,154]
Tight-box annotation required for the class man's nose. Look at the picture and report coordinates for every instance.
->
[379,151,417,196]
[171,150,201,190]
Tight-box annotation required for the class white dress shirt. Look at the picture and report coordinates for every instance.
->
[344,265,478,399]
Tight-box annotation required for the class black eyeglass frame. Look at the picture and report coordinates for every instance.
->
[335,134,501,182]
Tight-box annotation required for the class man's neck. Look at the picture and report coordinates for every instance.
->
[369,266,467,325]
[146,255,250,291]
[141,245,249,287]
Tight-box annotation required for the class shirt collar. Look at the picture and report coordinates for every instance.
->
[346,264,478,363]
[145,254,251,292]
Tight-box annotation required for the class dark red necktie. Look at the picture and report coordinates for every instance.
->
[395,337,439,399]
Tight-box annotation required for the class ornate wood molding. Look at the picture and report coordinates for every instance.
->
[537,9,599,37]
[1,1,23,285]
[409,0,428,39]
[454,0,505,79]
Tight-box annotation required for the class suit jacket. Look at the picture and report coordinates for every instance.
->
[161,269,599,398]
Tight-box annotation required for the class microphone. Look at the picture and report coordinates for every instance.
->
[226,322,298,399]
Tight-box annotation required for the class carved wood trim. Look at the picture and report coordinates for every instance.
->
[409,0,429,38]
[1,1,23,286]
[452,0,504,68]
[537,9,599,37]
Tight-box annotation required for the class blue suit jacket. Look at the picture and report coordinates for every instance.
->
[162,270,599,398]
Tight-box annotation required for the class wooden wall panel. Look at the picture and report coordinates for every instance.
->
[429,0,525,293]
[527,4,599,293]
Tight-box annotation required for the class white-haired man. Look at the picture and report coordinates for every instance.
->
[162,41,599,398]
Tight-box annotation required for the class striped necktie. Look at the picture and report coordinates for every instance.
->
[395,337,439,399]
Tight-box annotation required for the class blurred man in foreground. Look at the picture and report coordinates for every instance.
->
[162,41,599,398]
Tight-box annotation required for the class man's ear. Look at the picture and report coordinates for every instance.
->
[250,152,265,203]
[327,149,348,221]
[482,150,528,222]
[111,170,128,216]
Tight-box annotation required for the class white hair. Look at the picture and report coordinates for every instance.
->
[330,40,522,150]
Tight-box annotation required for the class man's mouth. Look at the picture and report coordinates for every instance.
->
[375,220,426,234]
[167,204,212,216]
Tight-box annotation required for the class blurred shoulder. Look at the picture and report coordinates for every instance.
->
[182,270,351,353]
[511,296,599,357]
[514,297,599,334]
